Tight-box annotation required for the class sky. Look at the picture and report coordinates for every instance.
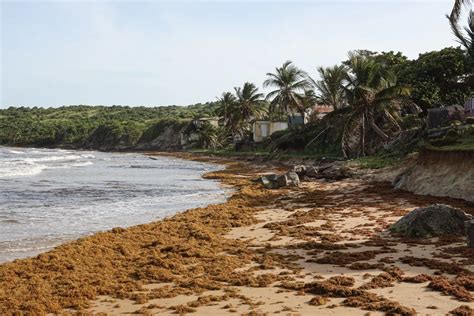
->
[0,0,461,108]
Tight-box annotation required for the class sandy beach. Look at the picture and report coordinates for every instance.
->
[0,153,473,315]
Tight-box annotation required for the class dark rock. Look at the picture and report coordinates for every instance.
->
[317,164,352,180]
[285,171,300,187]
[294,163,351,181]
[390,204,472,238]
[260,172,300,189]
[306,166,319,178]
[261,174,280,189]
[293,165,307,177]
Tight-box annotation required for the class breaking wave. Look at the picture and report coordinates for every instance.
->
[0,147,227,262]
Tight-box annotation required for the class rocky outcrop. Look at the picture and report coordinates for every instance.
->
[261,171,300,189]
[135,123,188,151]
[390,204,472,238]
[394,150,474,202]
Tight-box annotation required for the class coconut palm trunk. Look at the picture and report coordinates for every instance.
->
[341,52,411,158]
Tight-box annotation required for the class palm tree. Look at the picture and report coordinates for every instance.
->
[450,0,472,22]
[298,89,320,123]
[301,89,318,110]
[263,61,313,122]
[197,122,220,150]
[447,1,474,60]
[313,65,347,110]
[216,91,237,128]
[341,53,411,158]
[227,82,266,138]
[447,1,473,88]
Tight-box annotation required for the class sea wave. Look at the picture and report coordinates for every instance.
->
[0,163,47,178]
[0,148,95,178]
[0,147,228,262]
[48,161,94,169]
[24,154,82,163]
[69,161,94,167]
[80,154,95,159]
[7,150,23,154]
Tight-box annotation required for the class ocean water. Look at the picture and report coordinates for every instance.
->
[0,147,228,263]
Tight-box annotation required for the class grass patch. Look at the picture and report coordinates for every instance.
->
[348,155,399,169]
[190,148,271,158]
[424,135,474,152]
[191,148,343,161]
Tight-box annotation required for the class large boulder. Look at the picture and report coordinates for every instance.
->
[261,171,300,189]
[390,204,472,238]
[306,166,319,178]
[293,164,352,181]
[260,174,280,189]
[316,164,352,180]
[280,171,300,187]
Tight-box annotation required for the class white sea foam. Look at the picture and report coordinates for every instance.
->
[0,146,228,263]
[69,161,94,167]
[80,154,95,159]
[0,162,47,178]
[49,161,94,169]
[24,154,82,163]
[7,150,23,154]
[0,149,93,178]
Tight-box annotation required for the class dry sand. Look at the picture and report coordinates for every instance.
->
[0,153,473,315]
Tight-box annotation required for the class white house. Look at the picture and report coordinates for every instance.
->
[252,121,288,142]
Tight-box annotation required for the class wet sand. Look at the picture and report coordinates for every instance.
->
[0,153,473,315]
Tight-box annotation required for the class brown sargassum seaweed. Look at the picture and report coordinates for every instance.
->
[0,154,473,315]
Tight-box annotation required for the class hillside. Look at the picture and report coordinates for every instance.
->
[0,104,218,150]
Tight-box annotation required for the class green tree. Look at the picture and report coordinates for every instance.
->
[227,82,266,138]
[263,61,313,120]
[215,91,237,130]
[342,53,411,157]
[373,51,409,70]
[398,47,471,110]
[314,65,347,109]
[197,122,221,150]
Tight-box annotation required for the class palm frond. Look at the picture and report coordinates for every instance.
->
[450,0,472,22]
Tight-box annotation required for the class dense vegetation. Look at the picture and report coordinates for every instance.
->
[204,46,472,158]
[0,44,471,153]
[1,2,472,156]
[0,103,218,149]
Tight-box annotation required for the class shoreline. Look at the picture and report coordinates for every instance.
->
[0,149,230,264]
[0,152,473,315]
